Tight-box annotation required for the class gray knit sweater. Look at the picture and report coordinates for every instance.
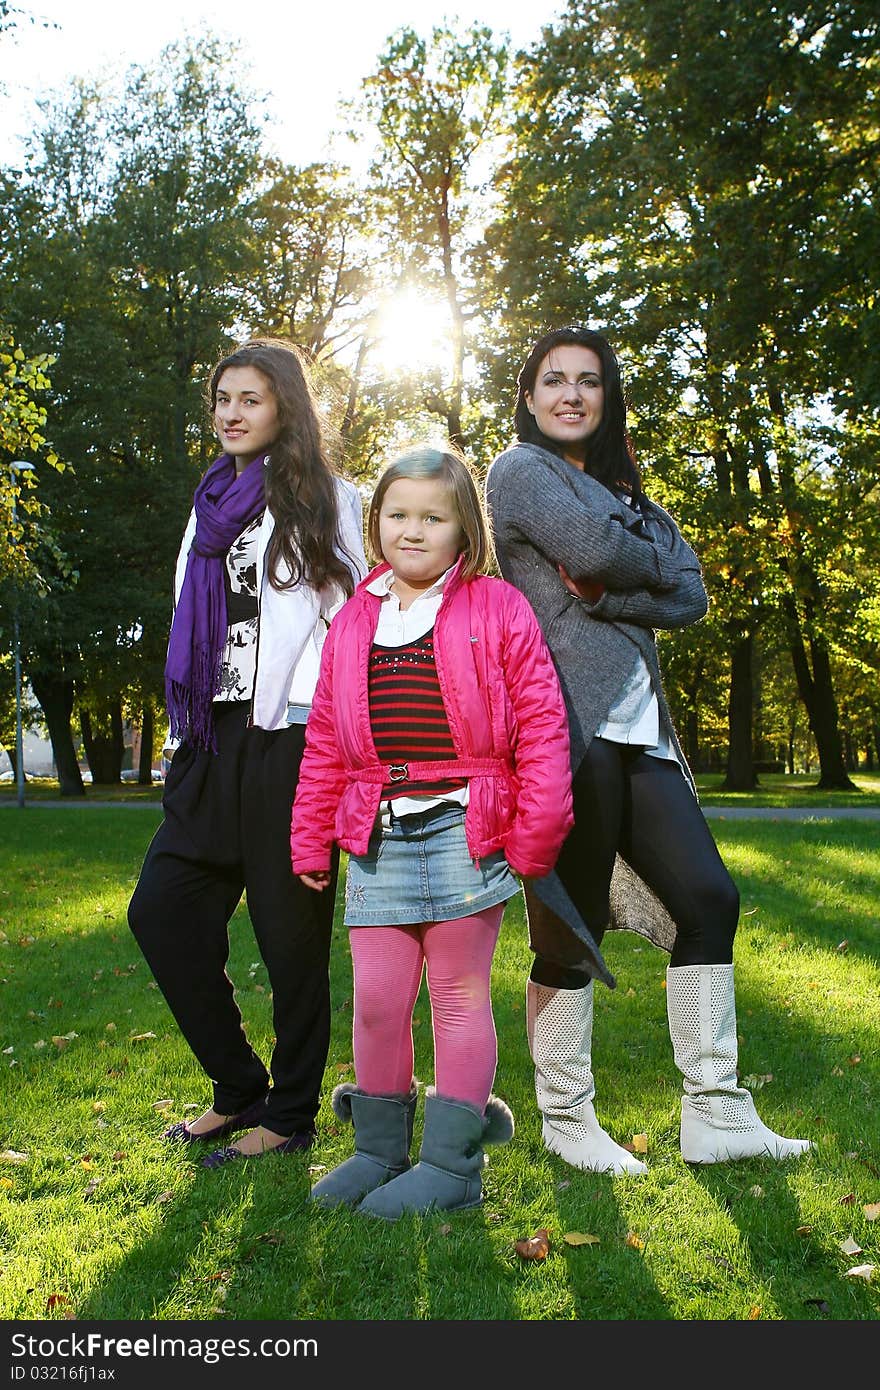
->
[486,442,709,954]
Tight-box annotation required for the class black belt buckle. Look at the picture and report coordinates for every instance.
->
[388,763,409,783]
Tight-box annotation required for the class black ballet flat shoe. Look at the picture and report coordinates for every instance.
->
[201,1129,316,1169]
[163,1092,269,1146]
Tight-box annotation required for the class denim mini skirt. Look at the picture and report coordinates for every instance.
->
[343,801,519,927]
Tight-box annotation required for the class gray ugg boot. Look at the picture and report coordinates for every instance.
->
[356,1087,514,1221]
[309,1083,418,1209]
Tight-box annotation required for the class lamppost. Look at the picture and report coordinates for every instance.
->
[9,460,35,809]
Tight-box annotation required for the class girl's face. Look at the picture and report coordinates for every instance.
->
[378,477,464,603]
[213,366,279,472]
[524,344,604,468]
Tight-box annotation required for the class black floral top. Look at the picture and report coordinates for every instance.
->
[216,515,263,702]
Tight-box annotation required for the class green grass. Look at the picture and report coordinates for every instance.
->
[693,771,880,808]
[0,808,878,1322]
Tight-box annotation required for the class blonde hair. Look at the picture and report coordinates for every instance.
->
[366,444,492,581]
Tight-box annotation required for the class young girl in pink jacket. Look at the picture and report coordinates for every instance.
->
[290,444,574,1220]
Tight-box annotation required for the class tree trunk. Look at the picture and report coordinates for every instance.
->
[80,700,125,785]
[786,604,856,790]
[138,702,155,785]
[722,632,758,790]
[29,672,85,797]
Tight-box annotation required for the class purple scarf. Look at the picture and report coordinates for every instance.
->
[165,452,267,752]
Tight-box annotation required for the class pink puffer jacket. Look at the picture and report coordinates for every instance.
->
[290,559,574,878]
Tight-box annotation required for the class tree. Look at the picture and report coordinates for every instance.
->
[1,36,269,786]
[481,0,880,787]
[353,24,510,448]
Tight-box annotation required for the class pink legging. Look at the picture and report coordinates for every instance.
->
[349,905,504,1111]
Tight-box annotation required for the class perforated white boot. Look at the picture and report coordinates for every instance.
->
[666,964,812,1164]
[526,979,647,1176]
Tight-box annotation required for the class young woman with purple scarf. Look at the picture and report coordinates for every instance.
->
[128,337,366,1167]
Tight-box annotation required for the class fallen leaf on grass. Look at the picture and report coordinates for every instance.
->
[839,1236,863,1256]
[563,1232,600,1246]
[863,1203,880,1221]
[438,1223,452,1236]
[0,1177,13,1189]
[515,1229,551,1261]
[844,1264,875,1281]
[836,940,849,953]
[129,1032,157,1043]
[155,1191,174,1204]
[839,1193,856,1205]
[749,1185,765,1198]
[111,1152,126,1162]
[45,1294,70,1311]
[91,1102,106,1113]
[83,1178,101,1199]
[630,1133,648,1154]
[747,1306,761,1320]
[152,1098,174,1111]
[796,1225,814,1236]
[625,1232,644,1250]
[205,1270,231,1283]
[0,1150,29,1165]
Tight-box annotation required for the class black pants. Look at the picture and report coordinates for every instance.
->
[533,737,740,987]
[128,703,337,1135]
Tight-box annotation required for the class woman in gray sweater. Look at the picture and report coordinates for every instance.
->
[486,326,810,1174]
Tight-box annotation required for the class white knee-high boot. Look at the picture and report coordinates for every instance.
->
[526,979,647,1176]
[666,964,812,1163]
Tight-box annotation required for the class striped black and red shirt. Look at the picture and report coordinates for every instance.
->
[368,629,465,800]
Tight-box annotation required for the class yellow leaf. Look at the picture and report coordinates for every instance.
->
[839,1236,863,1256]
[625,1231,644,1250]
[747,1306,761,1320]
[564,1232,600,1246]
[92,1102,106,1113]
[631,1133,649,1154]
[0,1177,14,1188]
[863,1203,880,1222]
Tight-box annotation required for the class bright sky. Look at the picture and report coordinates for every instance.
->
[1,0,564,166]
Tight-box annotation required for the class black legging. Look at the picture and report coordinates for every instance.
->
[532,737,740,988]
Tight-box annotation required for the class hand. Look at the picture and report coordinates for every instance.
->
[559,563,605,605]
[298,870,332,892]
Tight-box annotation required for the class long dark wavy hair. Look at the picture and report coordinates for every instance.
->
[513,326,642,501]
[207,337,358,598]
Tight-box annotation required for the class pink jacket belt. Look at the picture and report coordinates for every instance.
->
[349,757,511,785]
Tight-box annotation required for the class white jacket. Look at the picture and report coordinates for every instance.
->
[166,476,366,746]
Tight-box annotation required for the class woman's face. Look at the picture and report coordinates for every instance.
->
[524,344,604,468]
[213,366,279,472]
